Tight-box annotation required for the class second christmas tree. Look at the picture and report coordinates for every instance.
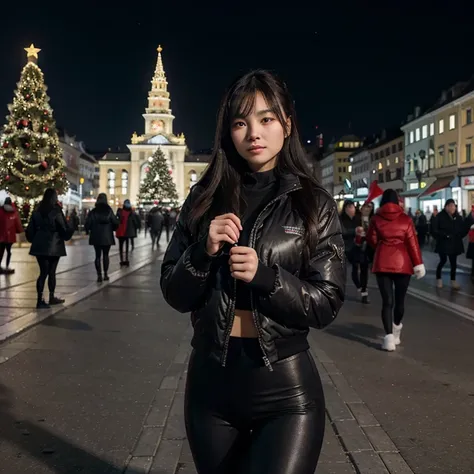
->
[138,147,178,205]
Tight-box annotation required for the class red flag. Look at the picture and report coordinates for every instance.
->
[364,180,384,205]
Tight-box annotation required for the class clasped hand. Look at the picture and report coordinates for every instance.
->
[206,213,258,283]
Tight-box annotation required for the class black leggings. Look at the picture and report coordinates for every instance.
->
[351,262,369,292]
[436,253,457,280]
[0,242,13,267]
[36,256,60,296]
[94,245,111,275]
[185,338,325,474]
[376,273,411,334]
[118,237,129,262]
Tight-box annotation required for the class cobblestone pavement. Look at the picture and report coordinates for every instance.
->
[1,255,471,472]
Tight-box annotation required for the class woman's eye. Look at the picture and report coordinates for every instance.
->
[262,117,274,124]
[233,121,245,128]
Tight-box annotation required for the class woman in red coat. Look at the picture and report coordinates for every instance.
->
[366,189,425,351]
[0,197,23,274]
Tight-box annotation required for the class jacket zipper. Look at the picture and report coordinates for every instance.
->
[220,183,302,369]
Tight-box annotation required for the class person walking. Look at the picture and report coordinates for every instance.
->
[367,189,425,351]
[0,197,23,274]
[147,206,164,250]
[25,188,74,309]
[161,70,345,473]
[85,193,119,282]
[116,199,140,267]
[340,200,368,301]
[431,199,465,289]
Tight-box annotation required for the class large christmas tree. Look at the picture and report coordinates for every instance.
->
[0,44,67,199]
[138,147,178,205]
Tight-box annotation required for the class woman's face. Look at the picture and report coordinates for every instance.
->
[230,92,289,172]
[345,204,356,217]
[361,205,371,217]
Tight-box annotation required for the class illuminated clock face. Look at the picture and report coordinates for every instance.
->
[151,120,164,132]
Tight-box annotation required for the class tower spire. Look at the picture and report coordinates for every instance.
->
[154,45,166,80]
[144,45,173,135]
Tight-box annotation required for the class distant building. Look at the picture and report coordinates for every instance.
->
[58,128,98,211]
[98,46,210,208]
[320,135,362,203]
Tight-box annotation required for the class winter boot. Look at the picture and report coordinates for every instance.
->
[393,323,403,345]
[361,291,370,304]
[49,295,65,305]
[451,280,460,290]
[103,273,109,281]
[382,334,396,352]
[36,294,50,309]
[97,274,103,283]
[436,279,443,288]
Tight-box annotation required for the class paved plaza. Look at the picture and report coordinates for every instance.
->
[0,236,473,473]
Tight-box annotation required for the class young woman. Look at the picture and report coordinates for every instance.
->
[85,193,119,282]
[115,199,140,266]
[160,70,345,474]
[26,188,73,309]
[0,197,23,274]
[367,189,425,351]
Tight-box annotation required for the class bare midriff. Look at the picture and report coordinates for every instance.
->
[230,309,258,337]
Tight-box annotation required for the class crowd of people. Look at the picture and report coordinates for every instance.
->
[339,192,474,351]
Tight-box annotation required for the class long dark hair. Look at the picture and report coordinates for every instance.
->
[37,188,58,216]
[96,193,108,206]
[189,69,320,257]
[380,189,399,207]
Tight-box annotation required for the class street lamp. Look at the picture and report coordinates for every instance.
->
[79,177,84,212]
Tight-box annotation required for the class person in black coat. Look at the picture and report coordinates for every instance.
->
[340,199,367,300]
[85,193,119,282]
[146,206,164,250]
[431,199,466,289]
[26,188,74,309]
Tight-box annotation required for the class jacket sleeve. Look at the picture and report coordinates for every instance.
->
[257,193,346,330]
[15,210,23,233]
[366,219,378,248]
[84,212,92,234]
[160,187,214,313]
[405,219,423,267]
[55,210,74,241]
[110,211,119,231]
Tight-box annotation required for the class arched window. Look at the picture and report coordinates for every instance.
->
[107,169,115,195]
[121,170,128,195]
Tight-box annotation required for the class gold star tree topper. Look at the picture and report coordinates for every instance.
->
[157,45,163,53]
[24,44,41,61]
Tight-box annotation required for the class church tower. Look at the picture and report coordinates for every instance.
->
[144,45,174,135]
[126,45,187,205]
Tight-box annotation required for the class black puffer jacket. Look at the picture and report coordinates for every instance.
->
[26,205,73,257]
[160,173,346,369]
[85,203,119,246]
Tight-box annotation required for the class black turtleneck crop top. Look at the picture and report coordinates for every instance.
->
[190,168,278,310]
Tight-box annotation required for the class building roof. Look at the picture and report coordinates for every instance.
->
[101,152,131,162]
[367,128,403,150]
[185,152,212,163]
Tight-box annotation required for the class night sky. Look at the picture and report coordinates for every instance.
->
[1,3,472,153]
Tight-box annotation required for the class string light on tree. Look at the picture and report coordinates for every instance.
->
[138,147,178,205]
[0,43,67,199]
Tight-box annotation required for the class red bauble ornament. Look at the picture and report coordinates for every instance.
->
[41,160,48,169]
[168,169,173,175]
[2,141,8,148]
[5,175,10,181]
[145,167,150,173]
[43,110,49,115]
[25,142,30,148]
[26,94,30,99]
[21,119,28,127]
[43,126,49,132]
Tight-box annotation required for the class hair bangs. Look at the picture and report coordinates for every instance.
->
[227,76,287,128]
